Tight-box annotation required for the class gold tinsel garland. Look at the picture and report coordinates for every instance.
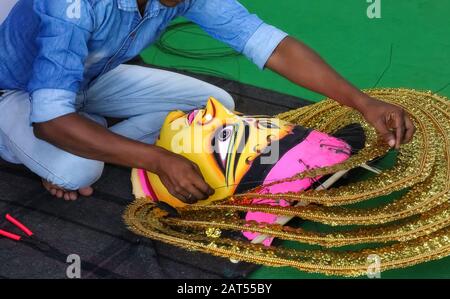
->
[124,88,450,277]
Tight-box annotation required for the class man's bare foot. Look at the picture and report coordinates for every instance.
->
[42,179,94,201]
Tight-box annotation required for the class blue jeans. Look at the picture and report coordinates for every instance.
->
[0,65,234,190]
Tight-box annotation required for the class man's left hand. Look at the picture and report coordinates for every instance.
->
[358,96,416,150]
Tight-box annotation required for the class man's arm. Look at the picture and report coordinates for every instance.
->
[33,114,214,203]
[265,37,415,149]
[28,1,212,202]
[184,0,415,149]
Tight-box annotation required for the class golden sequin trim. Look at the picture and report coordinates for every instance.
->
[124,88,450,276]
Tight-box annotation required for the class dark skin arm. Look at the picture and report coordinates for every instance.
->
[35,2,415,204]
[153,0,415,147]
[266,37,415,149]
[33,114,214,203]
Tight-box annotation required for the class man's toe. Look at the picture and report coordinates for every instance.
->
[69,192,78,201]
[78,186,93,197]
[56,190,64,198]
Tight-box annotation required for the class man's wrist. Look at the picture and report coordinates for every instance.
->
[135,144,166,173]
[345,91,374,115]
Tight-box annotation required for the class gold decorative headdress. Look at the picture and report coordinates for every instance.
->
[124,88,450,277]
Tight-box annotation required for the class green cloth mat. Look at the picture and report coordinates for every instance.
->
[140,0,450,278]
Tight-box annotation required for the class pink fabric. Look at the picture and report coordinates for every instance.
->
[138,169,158,201]
[243,130,351,246]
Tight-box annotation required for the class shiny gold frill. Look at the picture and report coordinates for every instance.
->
[124,88,450,277]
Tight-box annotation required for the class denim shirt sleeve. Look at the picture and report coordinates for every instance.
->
[183,0,288,70]
[28,0,94,123]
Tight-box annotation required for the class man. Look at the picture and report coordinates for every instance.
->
[0,0,415,202]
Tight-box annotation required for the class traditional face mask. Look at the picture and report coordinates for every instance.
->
[132,97,353,212]
[133,97,291,207]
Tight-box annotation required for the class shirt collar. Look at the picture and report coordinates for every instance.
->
[117,0,166,16]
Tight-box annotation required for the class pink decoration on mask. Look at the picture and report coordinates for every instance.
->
[138,169,158,201]
[243,131,352,246]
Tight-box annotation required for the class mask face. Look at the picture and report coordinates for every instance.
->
[133,97,295,207]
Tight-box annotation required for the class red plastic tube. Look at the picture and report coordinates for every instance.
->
[6,214,33,236]
[0,229,21,241]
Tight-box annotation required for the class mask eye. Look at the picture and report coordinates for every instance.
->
[218,127,233,142]
[257,120,279,129]
[212,125,235,172]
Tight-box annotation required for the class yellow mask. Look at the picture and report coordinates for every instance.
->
[132,97,294,208]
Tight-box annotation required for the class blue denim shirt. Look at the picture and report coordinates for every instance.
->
[0,0,288,123]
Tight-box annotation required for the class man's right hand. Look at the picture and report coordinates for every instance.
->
[33,113,214,204]
[153,149,215,204]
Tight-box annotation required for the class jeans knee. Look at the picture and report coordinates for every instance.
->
[208,88,235,111]
[51,159,105,190]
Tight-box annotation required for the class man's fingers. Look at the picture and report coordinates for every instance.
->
[184,183,208,201]
[187,172,211,200]
[162,179,190,203]
[170,186,194,204]
[191,172,215,197]
[393,112,406,149]
[403,115,416,144]
[172,191,190,203]
[170,179,205,203]
[191,163,215,196]
[192,179,215,197]
[361,98,416,148]
[373,119,396,148]
[158,157,215,203]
